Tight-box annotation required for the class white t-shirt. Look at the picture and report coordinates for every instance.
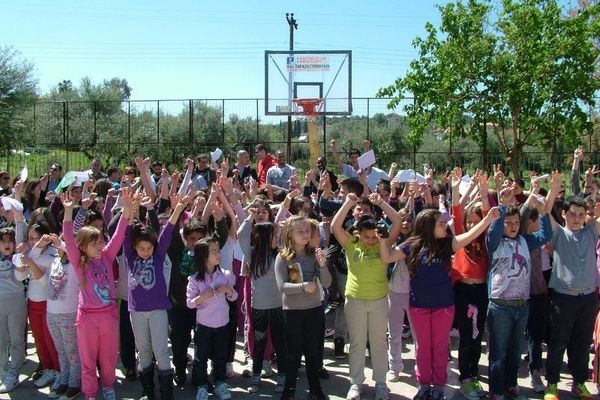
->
[27,246,57,302]
[47,257,80,314]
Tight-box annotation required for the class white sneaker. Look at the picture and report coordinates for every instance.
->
[102,387,116,400]
[226,362,234,378]
[0,374,18,393]
[34,369,57,388]
[530,369,545,394]
[346,384,361,400]
[261,361,273,378]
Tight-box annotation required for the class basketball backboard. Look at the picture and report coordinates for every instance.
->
[265,50,352,116]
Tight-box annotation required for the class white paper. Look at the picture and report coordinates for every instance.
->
[19,165,28,182]
[211,148,223,163]
[1,196,24,212]
[357,150,376,171]
[73,172,90,186]
[395,169,427,183]
[459,175,472,195]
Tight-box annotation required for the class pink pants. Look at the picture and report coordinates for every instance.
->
[76,306,119,399]
[409,306,455,387]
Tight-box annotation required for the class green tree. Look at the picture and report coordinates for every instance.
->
[379,0,600,178]
[0,46,38,150]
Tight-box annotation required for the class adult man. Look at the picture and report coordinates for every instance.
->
[47,163,62,193]
[90,158,107,181]
[305,157,339,194]
[331,139,389,192]
[227,150,257,185]
[194,154,216,190]
[544,192,600,400]
[255,144,276,187]
[106,166,121,190]
[331,139,361,179]
[151,161,163,183]
[266,150,295,191]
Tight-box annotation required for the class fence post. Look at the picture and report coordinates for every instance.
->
[222,99,226,146]
[65,101,70,171]
[366,98,370,141]
[93,102,97,145]
[256,99,259,144]
[127,101,131,153]
[482,110,488,171]
[157,101,160,148]
[189,100,194,155]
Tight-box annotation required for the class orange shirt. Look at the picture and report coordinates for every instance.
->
[451,204,489,283]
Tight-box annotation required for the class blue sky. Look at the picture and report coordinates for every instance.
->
[0,0,450,100]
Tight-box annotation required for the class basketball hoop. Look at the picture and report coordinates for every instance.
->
[292,98,323,122]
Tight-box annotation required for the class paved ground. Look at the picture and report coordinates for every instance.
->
[0,330,595,400]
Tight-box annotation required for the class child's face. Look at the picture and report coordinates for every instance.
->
[184,231,204,251]
[291,221,311,248]
[28,230,41,248]
[0,237,14,257]
[84,237,105,259]
[255,207,270,223]
[207,242,221,266]
[89,219,104,233]
[309,228,320,248]
[135,240,155,260]
[434,217,449,239]
[563,205,587,232]
[358,229,378,247]
[503,214,520,238]
[465,213,482,232]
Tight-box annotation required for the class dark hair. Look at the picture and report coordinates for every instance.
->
[106,167,119,176]
[355,215,378,231]
[528,208,540,222]
[84,209,106,232]
[27,221,51,240]
[405,209,453,278]
[272,190,287,203]
[376,179,391,194]
[249,222,278,279]
[348,148,361,156]
[253,199,274,223]
[30,207,59,234]
[514,178,526,188]
[183,218,208,238]
[93,179,112,199]
[0,227,16,243]
[255,143,268,153]
[505,205,521,217]
[132,223,158,249]
[563,195,588,212]
[151,161,163,168]
[340,178,364,197]
[193,237,220,281]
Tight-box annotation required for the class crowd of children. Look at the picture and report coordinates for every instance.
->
[0,142,599,400]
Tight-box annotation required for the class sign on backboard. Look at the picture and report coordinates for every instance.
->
[265,50,352,116]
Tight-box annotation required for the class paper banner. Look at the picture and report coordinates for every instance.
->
[357,150,376,171]
[0,196,24,211]
[211,148,223,163]
[395,169,427,183]
[19,165,28,182]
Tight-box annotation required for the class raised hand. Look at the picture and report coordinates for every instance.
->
[368,192,383,207]
[81,192,98,209]
[315,247,326,268]
[60,192,74,209]
[574,145,584,161]
[498,187,514,207]
[486,206,501,221]
[346,193,358,204]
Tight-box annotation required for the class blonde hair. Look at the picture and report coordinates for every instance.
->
[75,226,103,288]
[279,215,312,262]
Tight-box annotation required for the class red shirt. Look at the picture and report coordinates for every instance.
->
[257,154,276,187]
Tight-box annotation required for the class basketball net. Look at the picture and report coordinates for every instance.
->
[292,98,323,169]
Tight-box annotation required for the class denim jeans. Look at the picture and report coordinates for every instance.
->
[527,294,548,372]
[487,300,528,396]
[192,323,229,387]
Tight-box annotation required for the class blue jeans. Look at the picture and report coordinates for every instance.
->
[487,300,528,396]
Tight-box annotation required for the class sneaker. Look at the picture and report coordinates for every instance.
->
[242,366,253,378]
[346,384,361,400]
[248,375,261,394]
[226,362,234,378]
[572,383,595,400]
[309,390,328,400]
[32,365,44,381]
[460,380,482,400]
[0,374,18,393]
[34,369,57,388]
[102,387,116,400]
[430,387,445,400]
[275,374,285,393]
[262,361,273,378]
[125,368,137,382]
[318,367,329,380]
[215,382,232,400]
[504,386,527,400]
[387,370,401,382]
[334,338,347,359]
[196,386,209,400]
[414,385,431,400]
[530,370,545,394]
[174,369,186,386]
[402,325,412,339]
[375,383,390,400]
[58,387,82,400]
[544,384,559,400]
[49,383,69,399]
[449,328,460,338]
[471,379,485,397]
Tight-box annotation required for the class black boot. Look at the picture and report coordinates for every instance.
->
[139,365,155,400]
[333,337,346,359]
[157,370,174,400]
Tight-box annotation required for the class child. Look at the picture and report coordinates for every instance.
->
[380,206,500,400]
[186,237,238,400]
[0,227,28,393]
[40,234,81,400]
[124,193,191,400]
[62,188,134,400]
[274,215,331,400]
[239,220,286,393]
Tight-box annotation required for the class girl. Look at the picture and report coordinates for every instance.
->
[18,220,60,388]
[274,215,331,400]
[186,237,238,400]
[124,193,190,400]
[379,206,500,400]
[330,193,402,400]
[62,188,134,400]
[0,227,28,393]
[239,220,286,393]
[40,234,81,400]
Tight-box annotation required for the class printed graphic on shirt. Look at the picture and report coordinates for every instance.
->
[91,264,111,305]
[0,258,14,280]
[288,263,303,283]
[490,239,530,300]
[130,256,156,291]
[179,250,195,277]
[49,264,68,300]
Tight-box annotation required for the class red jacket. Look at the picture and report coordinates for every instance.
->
[257,154,277,187]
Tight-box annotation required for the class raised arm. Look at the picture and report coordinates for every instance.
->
[571,146,583,196]
[331,194,357,248]
[330,139,344,169]
[135,157,158,203]
[453,206,499,251]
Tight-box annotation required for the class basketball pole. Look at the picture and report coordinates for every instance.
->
[286,13,297,160]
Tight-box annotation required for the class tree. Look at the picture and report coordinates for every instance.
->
[378,0,600,178]
[0,46,38,148]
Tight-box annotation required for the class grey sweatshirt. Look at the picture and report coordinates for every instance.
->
[274,253,332,310]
